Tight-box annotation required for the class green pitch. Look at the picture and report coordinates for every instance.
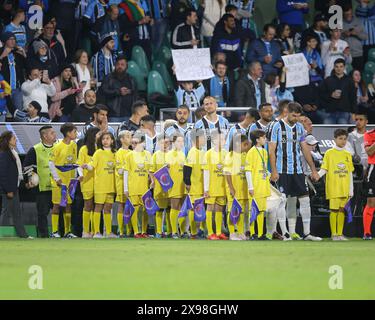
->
[1,238,375,300]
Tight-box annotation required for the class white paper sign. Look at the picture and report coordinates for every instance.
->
[281,53,310,88]
[172,48,214,81]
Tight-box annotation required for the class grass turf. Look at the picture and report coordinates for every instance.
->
[0,238,374,300]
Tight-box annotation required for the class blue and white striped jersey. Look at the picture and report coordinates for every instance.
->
[225,123,248,150]
[194,115,229,150]
[165,124,192,156]
[145,134,159,155]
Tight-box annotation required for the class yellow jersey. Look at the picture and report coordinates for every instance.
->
[77,145,94,193]
[321,148,354,199]
[91,149,116,194]
[202,149,227,197]
[50,140,77,186]
[184,146,204,196]
[245,147,270,198]
[224,151,248,200]
[115,148,130,196]
[124,150,151,196]
[166,149,186,198]
[150,150,168,199]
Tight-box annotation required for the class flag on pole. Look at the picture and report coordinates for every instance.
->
[344,198,353,223]
[60,184,68,207]
[123,198,135,224]
[230,198,242,225]
[68,179,79,201]
[55,164,79,172]
[179,195,193,218]
[249,199,260,224]
[194,197,206,222]
[153,166,174,192]
[142,189,159,215]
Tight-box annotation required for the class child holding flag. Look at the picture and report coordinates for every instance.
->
[183,129,206,239]
[49,123,78,238]
[245,130,271,240]
[224,133,251,241]
[115,130,132,237]
[77,127,100,238]
[84,132,117,238]
[203,129,228,240]
[318,129,354,241]
[166,133,186,239]
[124,131,152,238]
[150,134,171,238]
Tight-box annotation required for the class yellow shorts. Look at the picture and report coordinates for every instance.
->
[52,187,72,205]
[116,194,127,203]
[205,196,226,206]
[329,197,349,211]
[94,193,115,205]
[251,197,267,212]
[155,197,169,209]
[82,190,94,201]
[129,195,143,207]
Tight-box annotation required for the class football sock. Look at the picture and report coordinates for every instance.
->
[126,223,132,236]
[250,222,255,235]
[266,209,277,235]
[141,210,148,234]
[170,209,179,234]
[131,206,139,234]
[257,212,264,237]
[330,212,338,236]
[363,205,375,235]
[104,212,112,235]
[337,211,345,236]
[277,197,288,235]
[82,210,91,234]
[178,216,186,234]
[215,212,223,235]
[64,212,71,234]
[90,211,94,233]
[206,211,213,235]
[227,213,235,234]
[237,213,244,234]
[117,212,123,235]
[94,212,101,234]
[156,211,163,234]
[244,211,250,234]
[299,197,311,236]
[52,214,59,233]
[287,196,297,234]
[188,210,197,235]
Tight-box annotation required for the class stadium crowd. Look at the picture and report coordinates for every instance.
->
[0,0,374,241]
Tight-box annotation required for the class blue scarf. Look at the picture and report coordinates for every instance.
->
[8,53,17,90]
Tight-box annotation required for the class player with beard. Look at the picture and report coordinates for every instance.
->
[83,105,115,137]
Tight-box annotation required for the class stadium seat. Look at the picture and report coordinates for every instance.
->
[131,46,150,77]
[154,45,172,66]
[346,63,353,74]
[152,60,174,92]
[365,61,375,74]
[81,37,92,58]
[368,48,375,62]
[147,70,168,96]
[362,71,373,85]
[127,60,147,92]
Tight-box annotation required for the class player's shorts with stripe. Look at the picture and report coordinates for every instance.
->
[329,197,349,211]
[205,196,226,206]
[82,190,94,201]
[94,193,115,204]
[155,197,169,209]
[364,164,375,198]
[277,173,309,197]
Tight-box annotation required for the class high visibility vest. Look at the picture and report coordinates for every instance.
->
[34,142,54,192]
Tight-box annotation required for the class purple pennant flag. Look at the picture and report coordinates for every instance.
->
[142,189,160,216]
[230,198,242,225]
[249,199,260,224]
[123,198,135,224]
[153,166,174,192]
[68,179,79,201]
[55,164,79,172]
[60,184,68,207]
[194,197,206,222]
[344,199,353,223]
[179,195,193,218]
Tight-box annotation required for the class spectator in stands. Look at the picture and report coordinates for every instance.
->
[319,58,357,124]
[148,0,169,52]
[0,68,11,121]
[171,9,200,50]
[99,5,122,55]
[23,125,57,238]
[175,81,205,111]
[4,8,27,49]
[91,35,117,86]
[351,69,369,105]
[84,104,115,135]
[27,39,59,79]
[72,89,97,122]
[342,5,368,71]
[246,23,283,77]
[170,0,204,31]
[21,67,56,119]
[315,0,352,16]
[0,130,29,238]
[355,0,375,61]
[13,100,50,122]
[0,32,26,112]
[211,13,242,70]
[73,50,95,104]
[276,0,309,37]
[300,13,329,52]
[275,23,295,55]
[234,61,266,109]
[0,0,15,27]
[118,100,149,132]
[321,28,352,78]
[203,61,234,108]
[99,56,137,122]
[50,65,82,122]
[201,0,226,46]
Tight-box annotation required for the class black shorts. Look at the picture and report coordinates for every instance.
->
[364,164,375,198]
[276,173,309,197]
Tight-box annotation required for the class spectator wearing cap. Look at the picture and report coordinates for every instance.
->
[342,5,368,71]
[21,67,56,118]
[4,8,27,50]
[99,56,138,122]
[301,134,323,177]
[276,0,309,37]
[27,39,59,79]
[99,5,122,55]
[50,65,83,122]
[71,89,97,122]
[356,0,375,61]
[300,13,330,52]
[0,31,26,112]
[13,100,51,122]
[91,35,117,86]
